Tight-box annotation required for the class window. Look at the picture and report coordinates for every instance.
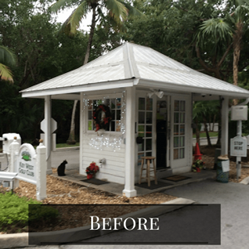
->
[87,98,122,132]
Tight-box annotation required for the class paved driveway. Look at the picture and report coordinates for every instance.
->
[163,179,249,249]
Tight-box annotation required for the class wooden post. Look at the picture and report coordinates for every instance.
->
[221,96,229,155]
[36,140,47,200]
[123,87,137,197]
[44,96,52,174]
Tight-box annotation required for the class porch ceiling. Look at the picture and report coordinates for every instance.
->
[21,42,249,99]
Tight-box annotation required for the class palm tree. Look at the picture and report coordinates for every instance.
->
[0,45,16,82]
[197,0,249,104]
[51,0,142,143]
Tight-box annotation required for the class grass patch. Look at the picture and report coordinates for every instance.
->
[56,143,79,148]
[0,190,58,234]
[193,132,218,138]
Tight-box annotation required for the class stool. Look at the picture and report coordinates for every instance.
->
[139,157,157,186]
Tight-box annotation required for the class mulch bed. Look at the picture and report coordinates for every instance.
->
[2,145,249,234]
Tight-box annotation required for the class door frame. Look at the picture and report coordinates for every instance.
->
[170,94,192,173]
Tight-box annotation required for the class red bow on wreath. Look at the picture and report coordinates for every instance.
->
[93,104,112,132]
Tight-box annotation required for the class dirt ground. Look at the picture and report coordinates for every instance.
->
[1,145,249,234]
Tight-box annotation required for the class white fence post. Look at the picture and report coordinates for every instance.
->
[9,137,20,188]
[36,139,47,201]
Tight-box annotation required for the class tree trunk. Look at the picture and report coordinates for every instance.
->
[195,119,200,147]
[202,114,212,147]
[67,6,97,144]
[232,21,243,105]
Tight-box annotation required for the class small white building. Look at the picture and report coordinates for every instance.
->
[21,42,249,197]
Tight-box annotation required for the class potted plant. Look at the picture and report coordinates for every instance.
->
[192,159,205,172]
[86,162,99,179]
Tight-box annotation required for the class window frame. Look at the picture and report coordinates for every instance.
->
[86,93,123,134]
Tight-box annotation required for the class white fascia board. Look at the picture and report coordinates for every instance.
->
[21,79,135,98]
[139,79,249,99]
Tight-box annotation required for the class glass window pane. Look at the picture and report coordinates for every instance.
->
[180,101,185,111]
[180,148,185,158]
[111,110,115,120]
[146,139,152,151]
[138,153,144,166]
[174,149,178,159]
[174,113,179,123]
[174,101,179,111]
[105,99,110,107]
[138,125,145,137]
[139,98,145,110]
[88,111,92,119]
[116,121,121,132]
[146,126,152,137]
[88,100,93,110]
[146,112,152,124]
[180,113,185,123]
[146,152,152,157]
[180,136,185,147]
[174,125,179,135]
[111,99,116,109]
[117,110,121,120]
[138,140,144,152]
[117,98,121,109]
[111,121,115,131]
[146,97,153,111]
[174,137,179,147]
[180,125,185,135]
[88,120,92,130]
[138,112,145,123]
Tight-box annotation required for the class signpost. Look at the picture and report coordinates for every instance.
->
[9,138,47,200]
[230,106,248,181]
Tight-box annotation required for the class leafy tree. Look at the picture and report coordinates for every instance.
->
[51,0,142,143]
[0,46,16,82]
[197,0,249,104]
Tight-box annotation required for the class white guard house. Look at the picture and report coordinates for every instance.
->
[21,42,249,197]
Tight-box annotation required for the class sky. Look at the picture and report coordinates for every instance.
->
[54,7,92,32]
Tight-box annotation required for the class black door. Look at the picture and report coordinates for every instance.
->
[156,119,167,168]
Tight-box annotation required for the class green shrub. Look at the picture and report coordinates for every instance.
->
[0,192,58,227]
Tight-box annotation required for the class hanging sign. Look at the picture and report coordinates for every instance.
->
[230,136,247,157]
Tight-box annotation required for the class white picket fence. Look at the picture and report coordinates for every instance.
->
[0,138,47,201]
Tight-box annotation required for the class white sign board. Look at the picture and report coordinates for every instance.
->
[230,136,247,157]
[15,143,37,184]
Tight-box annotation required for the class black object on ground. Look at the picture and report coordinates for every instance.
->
[81,179,110,185]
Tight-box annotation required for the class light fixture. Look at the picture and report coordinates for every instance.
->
[147,89,164,98]
[156,90,164,98]
[148,92,154,98]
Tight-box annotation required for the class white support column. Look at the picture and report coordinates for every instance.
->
[44,96,52,174]
[79,92,84,175]
[221,96,229,155]
[123,87,137,197]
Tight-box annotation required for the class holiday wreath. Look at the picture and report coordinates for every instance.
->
[93,104,112,132]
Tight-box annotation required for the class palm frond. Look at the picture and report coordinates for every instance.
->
[0,46,16,67]
[197,18,233,47]
[50,0,73,13]
[105,0,128,24]
[62,1,89,35]
[0,63,14,83]
[118,0,144,17]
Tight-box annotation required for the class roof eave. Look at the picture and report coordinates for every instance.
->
[21,79,136,98]
[138,79,249,99]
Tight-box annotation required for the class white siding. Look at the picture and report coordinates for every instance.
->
[81,133,126,184]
